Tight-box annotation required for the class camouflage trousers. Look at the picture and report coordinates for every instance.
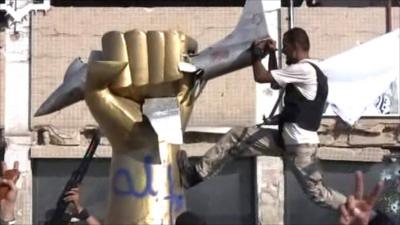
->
[194,126,347,210]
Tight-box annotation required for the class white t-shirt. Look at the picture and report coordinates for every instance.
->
[270,59,320,145]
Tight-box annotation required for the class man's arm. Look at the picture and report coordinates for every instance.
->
[64,187,102,225]
[252,38,278,84]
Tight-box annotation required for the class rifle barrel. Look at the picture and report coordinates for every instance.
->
[44,133,100,225]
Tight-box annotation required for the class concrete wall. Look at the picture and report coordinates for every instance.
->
[281,7,400,60]
[30,6,256,132]
[29,6,400,133]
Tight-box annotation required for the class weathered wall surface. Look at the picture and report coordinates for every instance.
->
[318,118,400,161]
[30,7,256,131]
[281,7,400,60]
[15,4,400,191]
[30,6,400,133]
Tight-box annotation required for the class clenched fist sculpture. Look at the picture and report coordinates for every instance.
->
[85,30,197,224]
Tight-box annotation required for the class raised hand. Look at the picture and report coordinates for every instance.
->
[63,187,83,213]
[0,161,19,222]
[338,171,384,225]
[252,38,277,58]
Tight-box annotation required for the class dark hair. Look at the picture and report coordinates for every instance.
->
[283,27,310,51]
[176,211,207,225]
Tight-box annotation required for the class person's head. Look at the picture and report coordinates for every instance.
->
[282,27,310,65]
[176,211,207,225]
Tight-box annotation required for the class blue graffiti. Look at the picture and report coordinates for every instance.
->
[164,165,184,213]
[112,155,158,198]
[112,155,184,214]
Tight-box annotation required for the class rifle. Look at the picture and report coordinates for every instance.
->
[44,133,101,225]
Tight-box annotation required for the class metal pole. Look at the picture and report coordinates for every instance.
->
[288,0,294,29]
[386,0,392,33]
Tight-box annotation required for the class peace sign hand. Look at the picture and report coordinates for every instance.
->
[338,171,384,225]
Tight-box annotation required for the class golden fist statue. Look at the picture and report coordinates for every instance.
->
[85,30,197,224]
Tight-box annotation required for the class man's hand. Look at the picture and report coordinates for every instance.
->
[63,187,102,225]
[264,38,277,53]
[0,161,19,222]
[338,171,384,225]
[252,38,277,60]
[63,187,83,214]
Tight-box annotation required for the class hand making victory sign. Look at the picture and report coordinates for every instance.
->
[338,171,384,225]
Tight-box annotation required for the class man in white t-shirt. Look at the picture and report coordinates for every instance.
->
[177,27,347,210]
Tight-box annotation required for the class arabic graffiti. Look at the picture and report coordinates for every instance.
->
[112,155,184,213]
[112,155,158,198]
[165,165,184,213]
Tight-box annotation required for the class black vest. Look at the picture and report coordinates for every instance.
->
[278,62,328,131]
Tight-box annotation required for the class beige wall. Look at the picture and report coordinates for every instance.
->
[30,6,400,132]
[281,7,400,60]
[30,7,256,131]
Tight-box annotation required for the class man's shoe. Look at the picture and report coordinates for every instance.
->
[176,150,203,189]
